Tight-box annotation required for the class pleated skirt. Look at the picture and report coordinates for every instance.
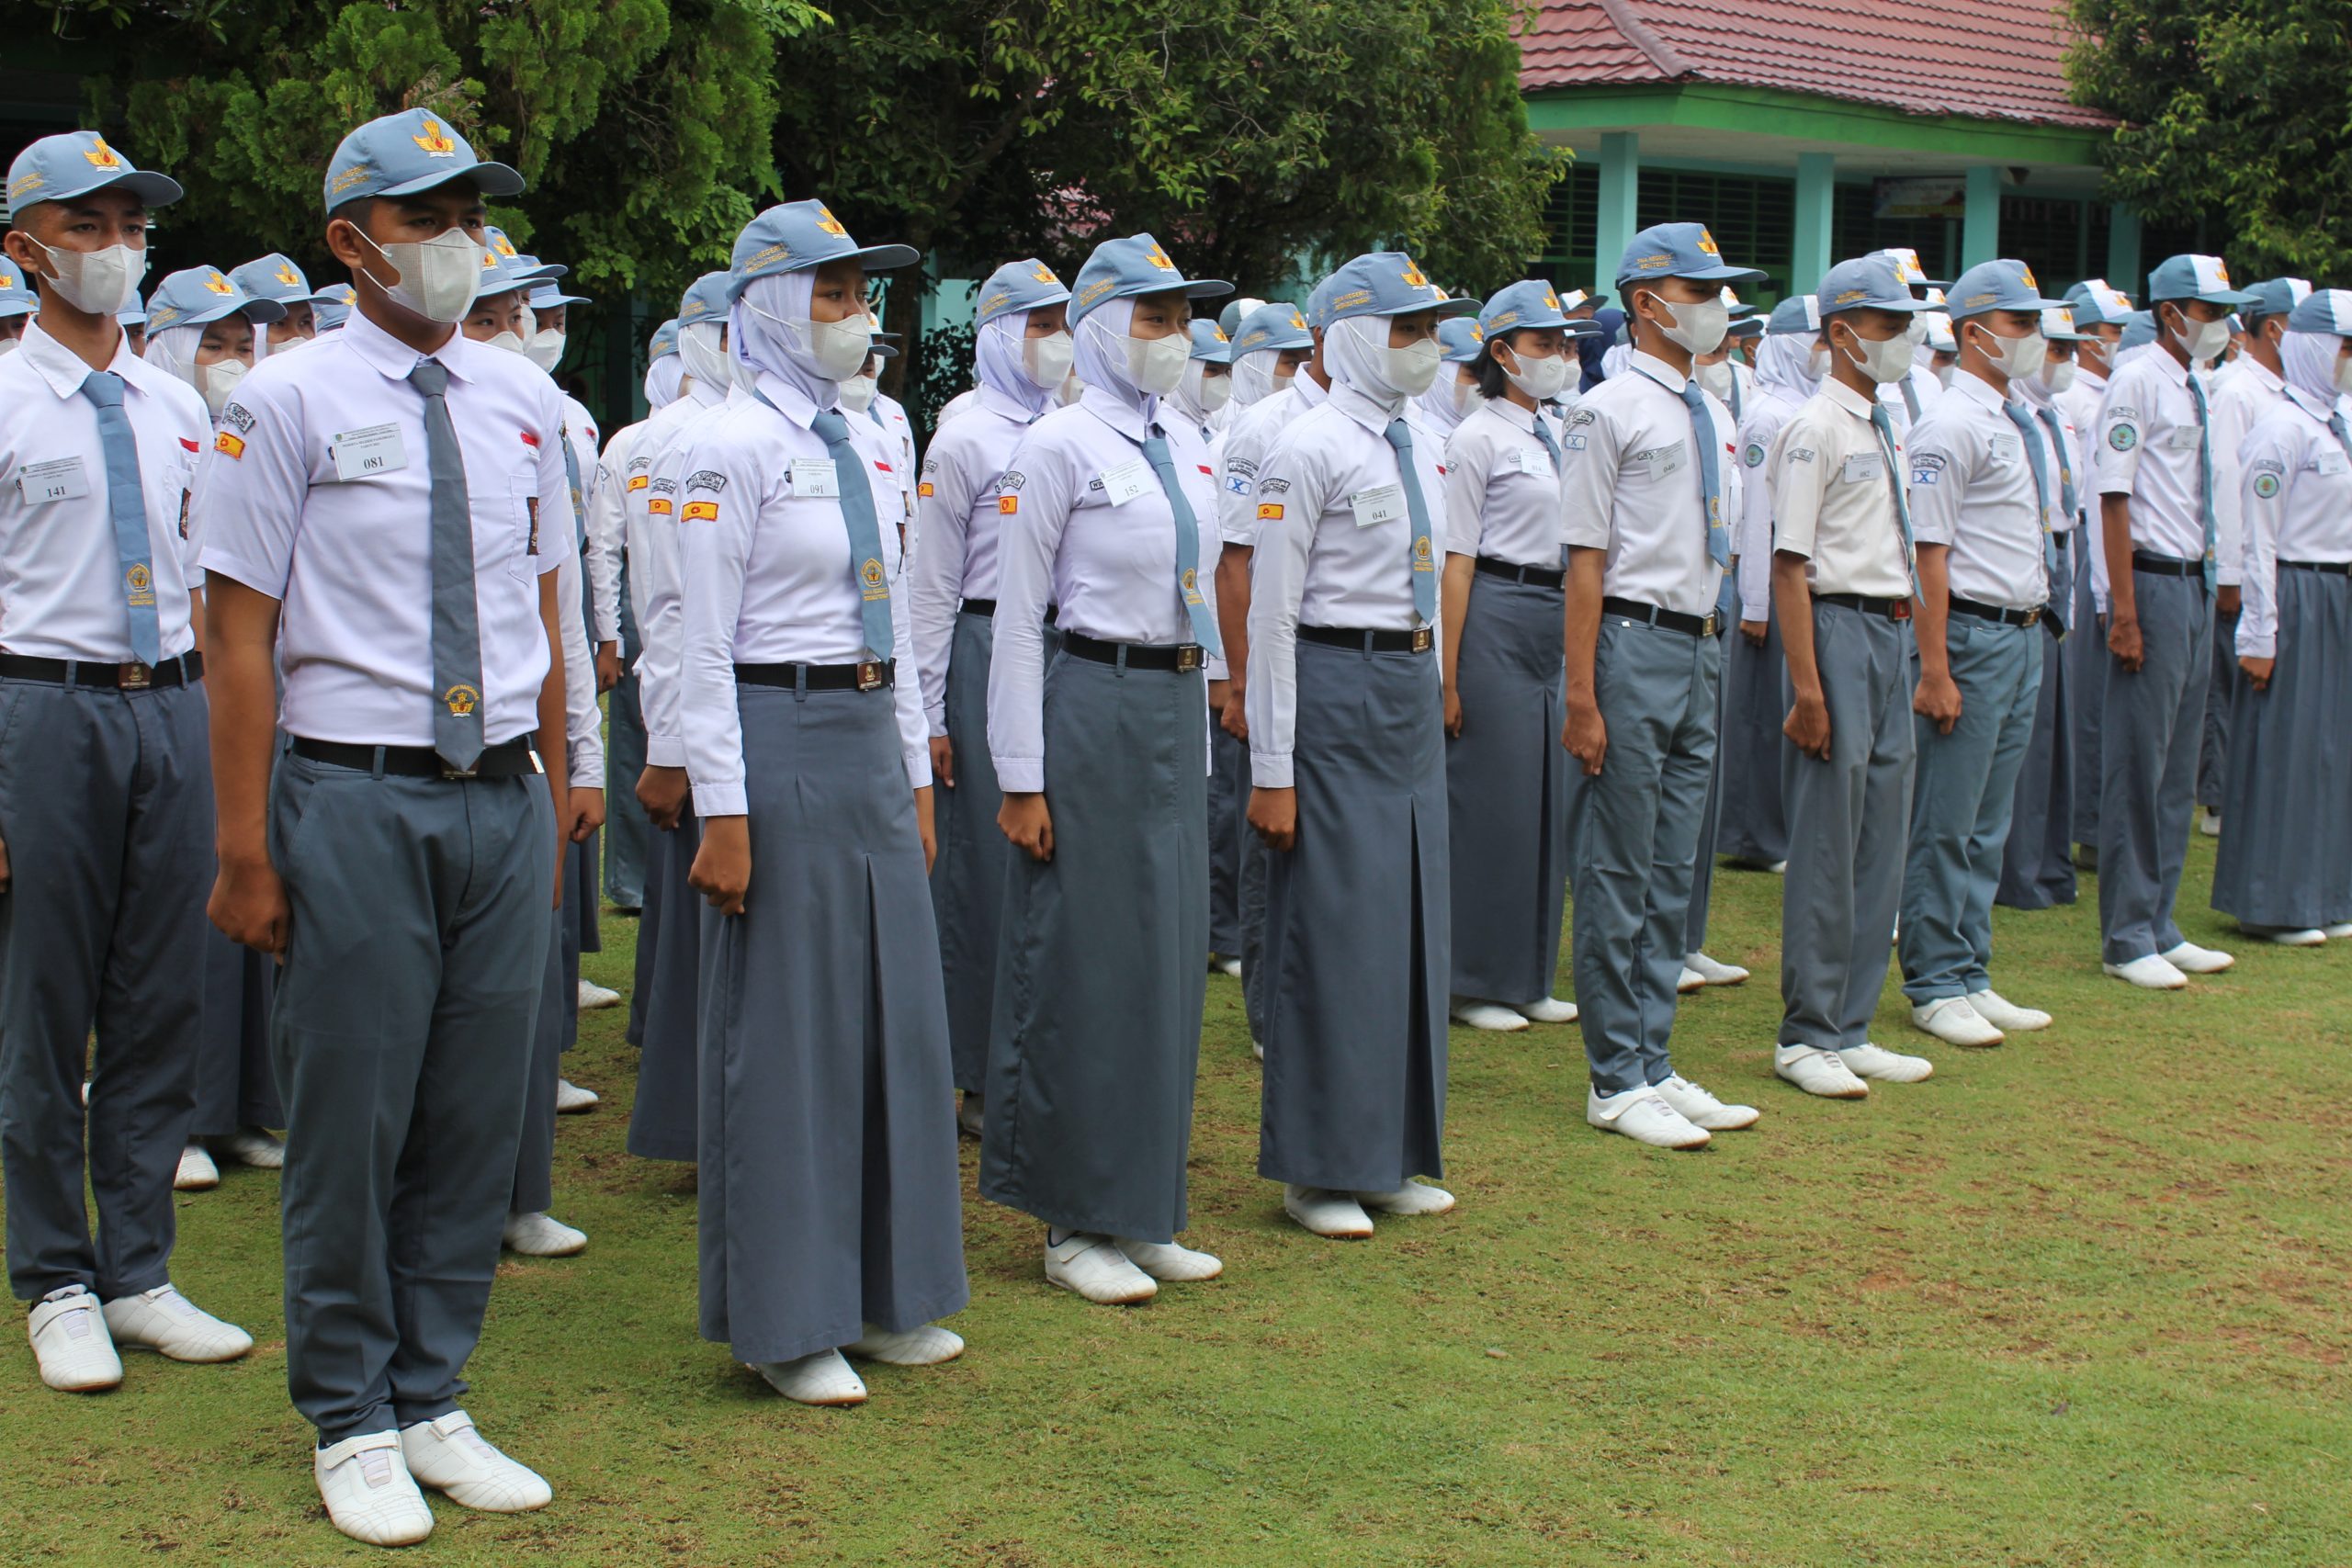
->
[931,610,1012,1094]
[626,803,701,1163]
[1208,721,1248,957]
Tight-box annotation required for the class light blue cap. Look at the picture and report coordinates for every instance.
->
[312,283,356,332]
[676,270,733,328]
[1614,222,1764,289]
[473,226,545,297]
[1944,259,2067,320]
[648,317,682,361]
[143,265,288,333]
[2145,254,2256,307]
[2063,278,2135,326]
[2286,289,2352,334]
[1231,300,1313,356]
[1437,317,1485,364]
[1766,295,1820,334]
[975,258,1072,328]
[1478,279,1573,338]
[7,131,181,211]
[497,242,563,282]
[0,258,36,319]
[1069,232,1230,325]
[323,109,522,211]
[1318,253,1476,327]
[2036,307,2090,342]
[1728,313,1766,337]
[1185,320,1234,364]
[1817,254,1936,316]
[116,295,145,327]
[1304,275,1340,332]
[227,254,345,307]
[2242,276,2312,321]
[2118,310,2158,351]
[728,200,917,302]
[528,277,589,310]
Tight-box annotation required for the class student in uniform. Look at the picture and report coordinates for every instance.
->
[311,283,356,336]
[1246,251,1472,1235]
[0,257,35,347]
[1895,260,2069,1051]
[979,233,1231,1302]
[2059,278,2133,865]
[1869,250,1946,431]
[909,257,1072,1133]
[0,130,254,1396]
[1417,316,1487,437]
[227,253,344,353]
[1766,254,1936,1099]
[1557,226,1764,1146]
[675,200,966,1406]
[2091,254,2253,990]
[196,109,567,1545]
[1996,307,2091,912]
[2209,289,2352,943]
[1439,279,1585,1033]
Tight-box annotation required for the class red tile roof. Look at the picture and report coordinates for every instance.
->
[1520,0,2117,130]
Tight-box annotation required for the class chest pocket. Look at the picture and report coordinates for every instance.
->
[469,464,539,583]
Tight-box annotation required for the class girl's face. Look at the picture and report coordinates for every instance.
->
[461,288,528,344]
[1128,289,1190,341]
[808,259,869,326]
[196,315,256,368]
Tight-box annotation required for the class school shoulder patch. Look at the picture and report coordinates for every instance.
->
[1257,502,1283,520]
[1567,408,1599,429]
[682,500,719,523]
[1743,442,1765,468]
[1789,446,1815,464]
[1256,477,1291,495]
[1910,468,1939,487]
[2108,423,2138,451]
[1910,452,1947,473]
[684,470,726,493]
[1000,470,1026,491]
[214,431,245,459]
[998,494,1018,513]
[219,401,255,434]
[2252,470,2281,499]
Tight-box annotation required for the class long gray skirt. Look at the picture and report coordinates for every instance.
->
[980,650,1210,1244]
[1260,638,1449,1191]
[932,609,1011,1094]
[1208,721,1247,956]
[191,926,281,1137]
[1998,595,2077,909]
[1683,625,1733,955]
[628,803,701,1162]
[512,870,574,1215]
[1445,575,1567,1006]
[2067,538,2106,849]
[568,829,602,960]
[1718,604,1789,864]
[698,684,966,1363]
[2211,565,2352,928]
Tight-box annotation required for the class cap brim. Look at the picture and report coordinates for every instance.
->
[306,288,352,306]
[0,299,35,319]
[1952,293,2070,317]
[1372,295,1481,319]
[1617,263,1768,288]
[869,344,898,359]
[44,169,185,208]
[516,262,568,281]
[1825,296,1935,314]
[170,296,288,328]
[842,243,920,273]
[376,161,526,200]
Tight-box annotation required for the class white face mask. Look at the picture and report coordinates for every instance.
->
[1649,294,1729,356]
[1837,324,1916,385]
[0,337,17,357]
[1272,368,1296,397]
[484,329,525,356]
[1448,377,1476,413]
[355,226,483,323]
[2334,352,2352,396]
[524,328,565,373]
[1125,330,1191,397]
[28,238,148,316]
[1695,359,1733,401]
[1970,321,2048,382]
[199,358,246,416]
[749,301,872,382]
[1022,330,1074,392]
[2041,358,2077,395]
[1196,369,1233,415]
[838,371,879,412]
[678,323,731,393]
[1500,344,1573,402]
[1379,335,1443,397]
[2167,309,2231,366]
[1934,363,1955,389]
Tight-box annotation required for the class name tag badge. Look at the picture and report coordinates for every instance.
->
[790,457,841,498]
[1645,439,1688,483]
[16,456,90,505]
[1840,450,1885,485]
[1988,434,2020,465]
[2164,424,2203,453]
[330,423,407,482]
[2318,450,2350,477]
[1350,482,1407,529]
[1512,446,1553,478]
[1100,456,1156,507]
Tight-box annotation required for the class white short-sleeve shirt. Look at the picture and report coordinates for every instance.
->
[1766,378,1914,600]
[1557,350,1733,616]
[1904,370,2054,611]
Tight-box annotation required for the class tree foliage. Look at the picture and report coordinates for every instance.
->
[2067,0,2352,279]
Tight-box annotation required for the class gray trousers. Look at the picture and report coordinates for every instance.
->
[604,581,650,909]
[0,678,209,1302]
[2199,605,2241,811]
[2098,568,2211,964]
[1900,619,2042,1002]
[2067,539,2106,850]
[271,750,554,1441]
[512,832,592,1215]
[1208,722,1247,956]
[1681,625,1735,957]
[1780,602,1914,1050]
[1567,619,1721,1094]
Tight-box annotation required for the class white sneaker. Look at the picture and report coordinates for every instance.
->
[1769,860,1789,874]
[1911,996,2004,1048]
[2244,924,2326,947]
[956,1093,985,1141]
[215,1127,286,1168]
[28,1286,121,1392]
[1250,1039,1264,1062]
[502,1211,587,1258]
[2326,922,2352,940]
[2162,941,2235,975]
[846,1322,966,1365]
[2197,806,2222,837]
[1113,1237,1225,1280]
[1517,996,1578,1024]
[754,1349,867,1405]
[316,1430,434,1547]
[1212,955,1242,978]
[1846,1042,1934,1083]
[1683,952,1749,986]
[1586,1086,1710,1148]
[2105,953,2188,989]
[1449,999,1528,1032]
[1043,1234,1158,1303]
[1354,1181,1455,1216]
[1654,1073,1759,1131]
[173,1145,219,1191]
[576,978,622,1011]
[1967,988,2052,1032]
[1676,967,1706,995]
[1282,1185,1375,1239]
[554,1077,599,1113]
[1774,1044,1870,1100]
[102,1285,253,1362]
[400,1410,551,1513]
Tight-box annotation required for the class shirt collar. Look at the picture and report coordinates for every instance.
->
[1486,397,1537,434]
[1296,369,1330,408]
[2287,384,2339,423]
[17,316,149,400]
[1078,383,1148,443]
[752,369,819,429]
[1328,377,1396,436]
[1820,377,1878,422]
[1628,349,1690,395]
[978,381,1041,424]
[2244,357,2286,395]
[1951,370,2012,415]
[2147,347,2190,388]
[343,309,475,385]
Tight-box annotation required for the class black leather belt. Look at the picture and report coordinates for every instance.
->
[1475,557,1566,590]
[290,735,541,780]
[1601,596,1719,637]
[1298,625,1435,654]
[1948,596,2043,627]
[0,651,203,690]
[958,599,1058,625]
[1815,592,1914,621]
[2281,559,2352,575]
[1062,631,1205,672]
[735,660,894,692]
[2132,550,2202,578]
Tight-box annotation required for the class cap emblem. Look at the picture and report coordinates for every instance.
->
[413,119,458,157]
[84,137,124,172]
[203,270,232,296]
[815,206,847,237]
[1144,243,1178,273]
[274,262,301,288]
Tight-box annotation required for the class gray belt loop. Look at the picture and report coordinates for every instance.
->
[62,660,83,691]
[1114,644,1130,677]
[793,663,809,702]
[369,746,389,781]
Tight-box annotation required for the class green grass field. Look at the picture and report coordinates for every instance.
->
[6,838,2347,1565]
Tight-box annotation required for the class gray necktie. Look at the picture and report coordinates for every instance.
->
[78,372,162,667]
[410,359,486,771]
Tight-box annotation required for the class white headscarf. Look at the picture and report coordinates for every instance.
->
[1072,295,1152,414]
[1413,370,1476,435]
[142,322,202,388]
[2282,329,2346,406]
[677,321,734,398]
[645,354,684,410]
[1755,331,1820,400]
[1324,313,1408,413]
[1230,347,1288,408]
[975,310,1057,420]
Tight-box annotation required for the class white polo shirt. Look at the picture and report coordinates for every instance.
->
[1767,377,1914,600]
[1442,398,1562,568]
[2235,388,2352,659]
[195,311,566,746]
[0,320,209,661]
[1558,350,1734,617]
[910,382,1039,736]
[872,389,920,545]
[585,414,649,648]
[2209,355,2289,589]
[1904,369,2054,612]
[627,381,731,768]
[2092,347,2216,566]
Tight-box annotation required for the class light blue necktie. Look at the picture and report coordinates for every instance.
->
[1897,375,1921,426]
[2332,409,2352,469]
[2032,404,2076,634]
[1679,380,1730,567]
[1383,419,1440,624]
[1141,428,1223,656]
[409,359,485,771]
[2002,399,2064,631]
[2186,372,2219,592]
[1528,412,1563,476]
[1868,401,1917,594]
[1728,367,1743,424]
[560,423,595,637]
[78,372,162,667]
[808,406,896,661]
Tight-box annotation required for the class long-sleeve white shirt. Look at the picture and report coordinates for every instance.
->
[629,384,732,768]
[1217,372,1329,547]
[2209,355,2290,589]
[1734,382,1807,619]
[2234,387,2352,659]
[911,383,1041,735]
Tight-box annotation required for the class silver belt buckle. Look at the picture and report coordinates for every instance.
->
[119,661,152,690]
[1409,626,1434,654]
[1702,612,1720,637]
[440,760,480,781]
[2022,606,2041,626]
[1176,644,1203,673]
[855,660,885,693]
